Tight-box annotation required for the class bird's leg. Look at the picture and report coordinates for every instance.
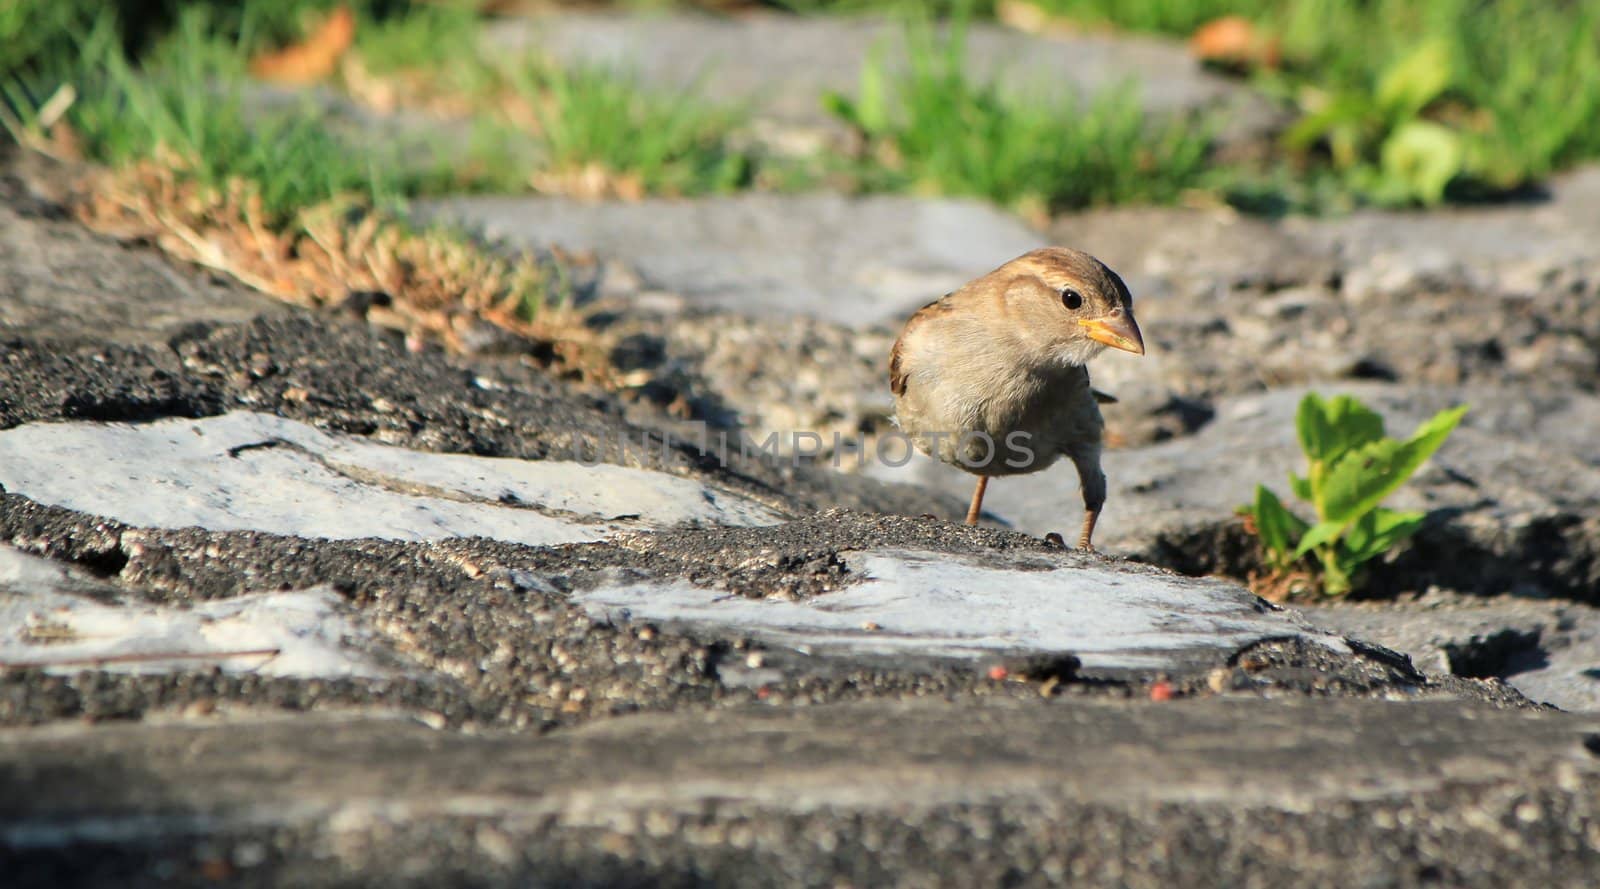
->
[1067,447,1107,551]
[964,476,989,525]
[1077,507,1100,551]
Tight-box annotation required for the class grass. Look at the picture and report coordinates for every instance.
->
[6,0,1599,228]
[0,0,772,386]
[0,0,756,392]
[345,1,761,197]
[5,7,426,223]
[826,14,1216,212]
[1023,0,1600,204]
[319,1,761,198]
[1021,0,1276,34]
[770,0,1600,206]
[349,1,502,100]
[1,0,425,79]
[4,0,763,207]
[2,3,607,376]
[0,2,83,79]
[502,62,756,198]
[352,3,482,74]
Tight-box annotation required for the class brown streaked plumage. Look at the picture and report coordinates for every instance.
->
[888,247,1144,549]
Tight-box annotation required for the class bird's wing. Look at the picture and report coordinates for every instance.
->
[889,293,954,397]
[888,334,911,397]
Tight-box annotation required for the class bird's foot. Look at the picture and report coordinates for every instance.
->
[1077,509,1100,553]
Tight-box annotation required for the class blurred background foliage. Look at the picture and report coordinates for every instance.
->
[4,0,1600,212]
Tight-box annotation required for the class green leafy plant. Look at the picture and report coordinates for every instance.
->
[1241,393,1466,597]
[1282,39,1464,205]
[1034,0,1600,206]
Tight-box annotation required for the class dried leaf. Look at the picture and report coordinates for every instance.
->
[1189,16,1281,71]
[530,162,645,201]
[249,6,357,84]
[995,0,1090,37]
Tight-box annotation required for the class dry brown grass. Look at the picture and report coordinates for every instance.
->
[1236,512,1320,601]
[336,54,494,120]
[1245,568,1320,603]
[71,152,617,383]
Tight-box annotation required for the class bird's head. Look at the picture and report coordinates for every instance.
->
[998,247,1144,366]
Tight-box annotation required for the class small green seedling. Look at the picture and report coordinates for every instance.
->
[1241,393,1466,597]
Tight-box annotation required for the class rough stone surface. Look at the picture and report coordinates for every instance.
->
[485,12,1284,147]
[1304,594,1600,713]
[606,308,902,460]
[416,192,1047,327]
[422,167,1600,462]
[0,171,282,346]
[0,308,952,524]
[0,544,391,679]
[1052,166,1600,423]
[0,412,785,545]
[1050,165,1600,298]
[877,383,1600,602]
[579,547,1337,671]
[2,494,1496,734]
[4,699,1600,887]
[7,136,1600,887]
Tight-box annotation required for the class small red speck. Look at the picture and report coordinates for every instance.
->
[756,686,771,699]
[1149,681,1175,701]
[987,665,1009,681]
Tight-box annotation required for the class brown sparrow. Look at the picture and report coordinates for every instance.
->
[888,247,1144,549]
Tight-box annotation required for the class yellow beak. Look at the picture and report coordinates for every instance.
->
[1079,314,1145,355]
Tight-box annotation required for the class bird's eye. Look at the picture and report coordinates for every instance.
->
[1061,288,1083,310]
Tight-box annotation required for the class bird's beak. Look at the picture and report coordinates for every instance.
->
[1079,313,1145,355]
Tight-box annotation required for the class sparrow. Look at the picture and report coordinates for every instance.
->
[888,247,1144,549]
